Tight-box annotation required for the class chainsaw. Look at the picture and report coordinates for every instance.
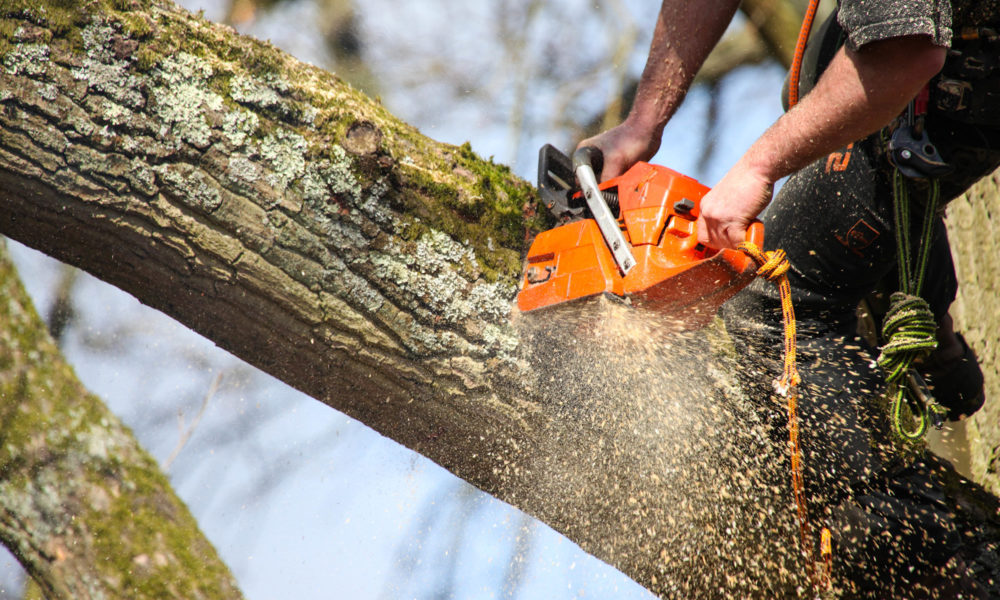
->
[517,145,764,329]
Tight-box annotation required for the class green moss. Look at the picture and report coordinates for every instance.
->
[1,0,81,47]
[0,18,20,46]
[134,44,157,70]
[119,13,153,39]
[1,248,240,598]
[1,0,156,58]
[85,460,238,598]
[379,140,540,285]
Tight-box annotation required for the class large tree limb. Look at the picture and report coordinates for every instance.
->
[0,244,242,598]
[0,1,799,595]
[0,0,547,489]
[1,1,999,597]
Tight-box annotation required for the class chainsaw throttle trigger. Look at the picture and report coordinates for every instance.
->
[745,220,765,246]
[573,147,636,275]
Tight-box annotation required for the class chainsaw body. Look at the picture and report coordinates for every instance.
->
[518,146,763,329]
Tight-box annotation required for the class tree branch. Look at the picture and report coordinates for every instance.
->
[2,1,998,597]
[0,244,242,599]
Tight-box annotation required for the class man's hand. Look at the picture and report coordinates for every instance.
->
[696,34,945,250]
[696,159,774,249]
[576,118,661,181]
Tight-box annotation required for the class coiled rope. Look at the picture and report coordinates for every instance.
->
[876,171,947,439]
[737,241,832,591]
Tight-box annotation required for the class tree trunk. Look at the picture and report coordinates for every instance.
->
[0,243,242,598]
[1,1,998,598]
[945,174,1000,497]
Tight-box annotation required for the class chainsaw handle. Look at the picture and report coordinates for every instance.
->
[572,146,604,181]
[744,220,765,247]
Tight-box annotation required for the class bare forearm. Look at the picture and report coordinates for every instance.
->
[581,0,741,179]
[627,0,742,139]
[697,34,946,249]
[742,35,946,183]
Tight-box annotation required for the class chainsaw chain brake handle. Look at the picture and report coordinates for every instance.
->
[537,144,585,221]
[573,146,636,275]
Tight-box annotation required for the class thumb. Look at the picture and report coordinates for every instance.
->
[696,215,711,246]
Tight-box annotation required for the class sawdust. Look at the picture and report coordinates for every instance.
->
[514,296,813,598]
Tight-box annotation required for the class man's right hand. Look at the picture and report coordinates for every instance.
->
[576,118,662,181]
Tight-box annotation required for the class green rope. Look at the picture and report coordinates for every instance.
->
[879,171,946,440]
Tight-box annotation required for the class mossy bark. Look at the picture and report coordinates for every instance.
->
[0,242,242,599]
[0,0,998,598]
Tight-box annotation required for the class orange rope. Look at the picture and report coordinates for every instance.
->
[787,0,821,108]
[737,241,831,591]
[821,526,833,585]
[736,243,799,393]
[776,0,833,589]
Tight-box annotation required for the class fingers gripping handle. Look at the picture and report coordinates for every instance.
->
[572,147,635,275]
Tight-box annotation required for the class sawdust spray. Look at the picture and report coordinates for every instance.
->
[514,296,814,598]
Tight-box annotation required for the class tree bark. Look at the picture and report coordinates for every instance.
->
[0,243,243,598]
[945,174,1000,497]
[0,1,998,598]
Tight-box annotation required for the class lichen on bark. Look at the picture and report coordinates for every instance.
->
[0,242,242,599]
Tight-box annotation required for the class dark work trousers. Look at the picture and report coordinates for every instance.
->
[721,117,1000,594]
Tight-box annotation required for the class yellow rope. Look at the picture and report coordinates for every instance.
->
[736,243,800,393]
[737,241,832,592]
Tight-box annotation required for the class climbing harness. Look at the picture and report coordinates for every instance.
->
[737,242,832,591]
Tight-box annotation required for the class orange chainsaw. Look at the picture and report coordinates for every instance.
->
[517,145,764,329]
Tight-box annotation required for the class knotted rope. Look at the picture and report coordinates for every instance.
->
[877,172,947,440]
[737,241,831,591]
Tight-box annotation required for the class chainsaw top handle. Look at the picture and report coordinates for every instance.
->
[572,146,636,274]
[572,146,604,180]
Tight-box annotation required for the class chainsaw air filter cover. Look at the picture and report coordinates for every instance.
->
[517,162,764,329]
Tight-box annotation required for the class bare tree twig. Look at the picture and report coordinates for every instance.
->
[163,373,222,472]
[45,263,79,345]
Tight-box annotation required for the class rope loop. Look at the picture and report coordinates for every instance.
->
[877,290,941,439]
[876,292,937,384]
[737,243,789,281]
